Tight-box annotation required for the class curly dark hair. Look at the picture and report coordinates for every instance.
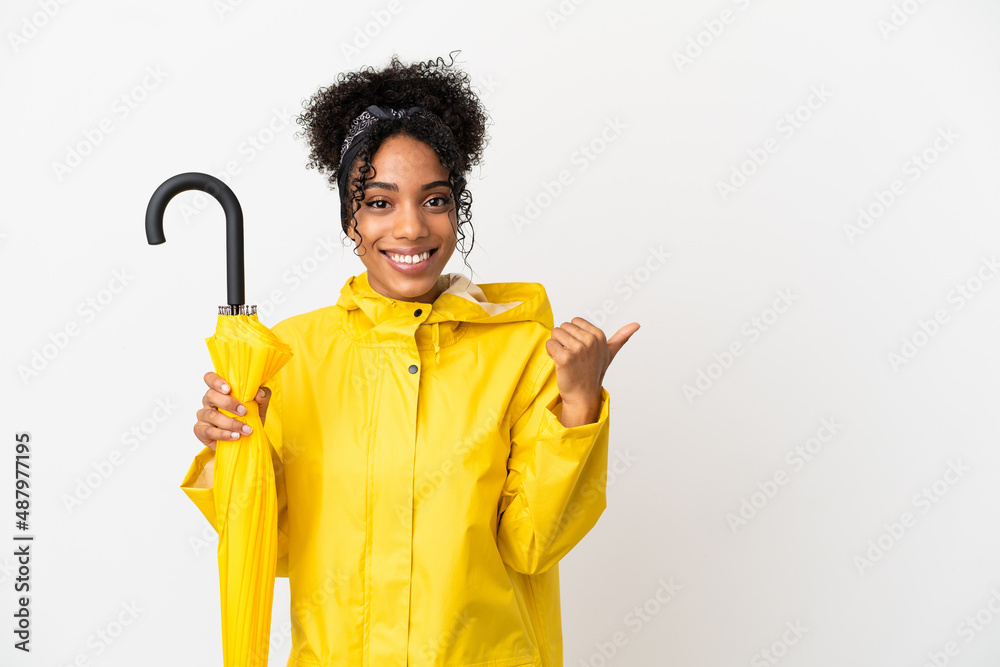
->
[295,51,490,274]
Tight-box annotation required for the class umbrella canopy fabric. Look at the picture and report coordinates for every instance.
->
[205,311,292,667]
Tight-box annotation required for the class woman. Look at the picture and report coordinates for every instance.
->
[182,53,639,667]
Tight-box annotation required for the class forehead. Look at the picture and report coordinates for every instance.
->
[367,134,449,182]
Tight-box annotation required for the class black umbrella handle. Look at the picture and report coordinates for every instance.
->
[144,172,246,307]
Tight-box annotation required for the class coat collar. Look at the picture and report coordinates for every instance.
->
[335,270,554,330]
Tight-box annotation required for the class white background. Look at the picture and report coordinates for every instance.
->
[2,0,1000,665]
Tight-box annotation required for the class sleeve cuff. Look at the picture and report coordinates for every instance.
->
[540,386,610,437]
[180,445,218,530]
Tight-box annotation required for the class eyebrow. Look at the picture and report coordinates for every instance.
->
[365,180,452,192]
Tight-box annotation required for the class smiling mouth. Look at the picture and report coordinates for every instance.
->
[381,248,438,268]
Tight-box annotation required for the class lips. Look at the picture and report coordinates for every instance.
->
[381,247,437,272]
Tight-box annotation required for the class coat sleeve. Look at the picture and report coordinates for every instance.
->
[179,366,291,579]
[496,352,611,575]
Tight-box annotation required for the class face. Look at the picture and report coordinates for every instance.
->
[345,133,458,303]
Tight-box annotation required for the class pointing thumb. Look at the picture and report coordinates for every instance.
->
[607,322,640,363]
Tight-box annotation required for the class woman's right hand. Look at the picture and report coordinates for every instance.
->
[194,371,271,452]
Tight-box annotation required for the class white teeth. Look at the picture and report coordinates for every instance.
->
[388,250,430,264]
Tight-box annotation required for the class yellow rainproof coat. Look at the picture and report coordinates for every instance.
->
[181,270,611,667]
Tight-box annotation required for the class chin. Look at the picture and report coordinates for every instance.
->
[371,270,442,300]
[388,276,431,289]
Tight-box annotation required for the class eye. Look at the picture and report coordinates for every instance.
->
[426,194,452,208]
[365,198,390,209]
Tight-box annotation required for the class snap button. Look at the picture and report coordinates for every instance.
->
[408,364,418,374]
[414,308,422,317]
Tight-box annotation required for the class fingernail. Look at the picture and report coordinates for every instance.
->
[242,424,253,435]
[236,404,247,415]
[257,389,265,399]
[231,432,240,439]
[221,383,230,393]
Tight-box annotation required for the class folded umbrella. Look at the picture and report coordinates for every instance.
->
[145,172,292,666]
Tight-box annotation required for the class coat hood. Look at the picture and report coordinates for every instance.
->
[339,269,553,326]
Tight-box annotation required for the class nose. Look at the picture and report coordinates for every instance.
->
[392,200,430,240]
